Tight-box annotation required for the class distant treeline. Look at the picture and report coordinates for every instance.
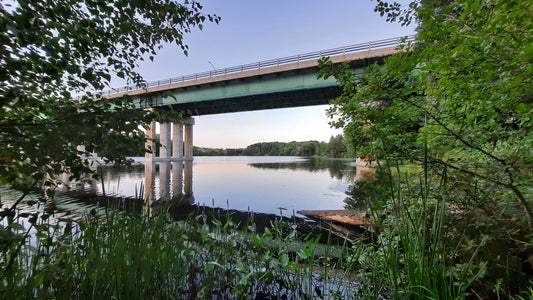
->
[194,134,352,158]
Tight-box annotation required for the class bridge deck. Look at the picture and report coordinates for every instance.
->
[102,36,414,115]
[107,46,399,100]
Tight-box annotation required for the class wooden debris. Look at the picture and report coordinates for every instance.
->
[297,209,376,242]
[298,209,373,227]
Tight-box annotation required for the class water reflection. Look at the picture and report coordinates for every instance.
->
[250,158,354,180]
[66,157,375,217]
[145,161,194,206]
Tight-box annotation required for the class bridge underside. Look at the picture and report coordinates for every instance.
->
[124,53,392,116]
[113,46,397,117]
[160,86,341,115]
[132,68,351,116]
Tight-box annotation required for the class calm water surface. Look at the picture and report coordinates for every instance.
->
[80,156,369,217]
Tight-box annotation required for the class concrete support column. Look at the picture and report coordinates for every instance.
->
[160,122,171,159]
[172,123,183,159]
[184,117,194,159]
[145,120,156,160]
[145,116,192,162]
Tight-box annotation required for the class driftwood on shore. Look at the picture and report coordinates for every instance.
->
[297,209,375,242]
[298,210,373,226]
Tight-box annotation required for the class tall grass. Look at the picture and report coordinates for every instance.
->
[343,133,490,299]
[0,196,361,299]
[1,169,486,300]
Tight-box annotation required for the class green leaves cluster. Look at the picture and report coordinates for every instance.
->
[0,0,219,191]
[320,0,532,223]
[319,55,424,162]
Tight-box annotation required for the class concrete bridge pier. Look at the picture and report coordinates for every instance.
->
[145,120,157,160]
[145,117,194,161]
[172,123,184,160]
[143,117,195,214]
[183,118,194,159]
[160,123,171,159]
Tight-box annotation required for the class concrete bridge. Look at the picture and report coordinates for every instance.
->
[104,36,414,162]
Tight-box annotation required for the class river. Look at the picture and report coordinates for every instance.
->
[65,156,370,218]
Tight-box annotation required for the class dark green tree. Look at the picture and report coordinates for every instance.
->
[0,0,219,194]
[316,2,533,297]
[319,0,532,223]
[326,134,348,158]
[319,57,423,162]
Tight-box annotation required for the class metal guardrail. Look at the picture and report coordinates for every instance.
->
[102,35,415,96]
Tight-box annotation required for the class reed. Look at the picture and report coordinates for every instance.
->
[340,127,492,299]
[0,197,360,299]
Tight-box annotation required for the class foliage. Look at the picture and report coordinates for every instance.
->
[319,58,424,162]
[191,136,351,158]
[341,150,531,298]
[0,0,219,193]
[360,165,486,299]
[244,141,319,157]
[1,196,360,299]
[319,0,532,222]
[327,134,349,158]
[413,0,533,222]
[194,146,245,156]
[242,136,349,158]
[318,0,533,297]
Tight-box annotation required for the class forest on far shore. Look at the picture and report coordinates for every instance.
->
[193,134,351,158]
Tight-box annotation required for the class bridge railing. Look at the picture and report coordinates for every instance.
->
[102,35,415,96]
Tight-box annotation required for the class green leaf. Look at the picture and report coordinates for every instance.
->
[297,249,308,260]
[280,253,289,267]
[33,272,47,287]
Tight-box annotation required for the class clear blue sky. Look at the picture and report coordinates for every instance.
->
[130,0,415,148]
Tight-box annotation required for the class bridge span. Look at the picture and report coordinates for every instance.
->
[103,36,414,162]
